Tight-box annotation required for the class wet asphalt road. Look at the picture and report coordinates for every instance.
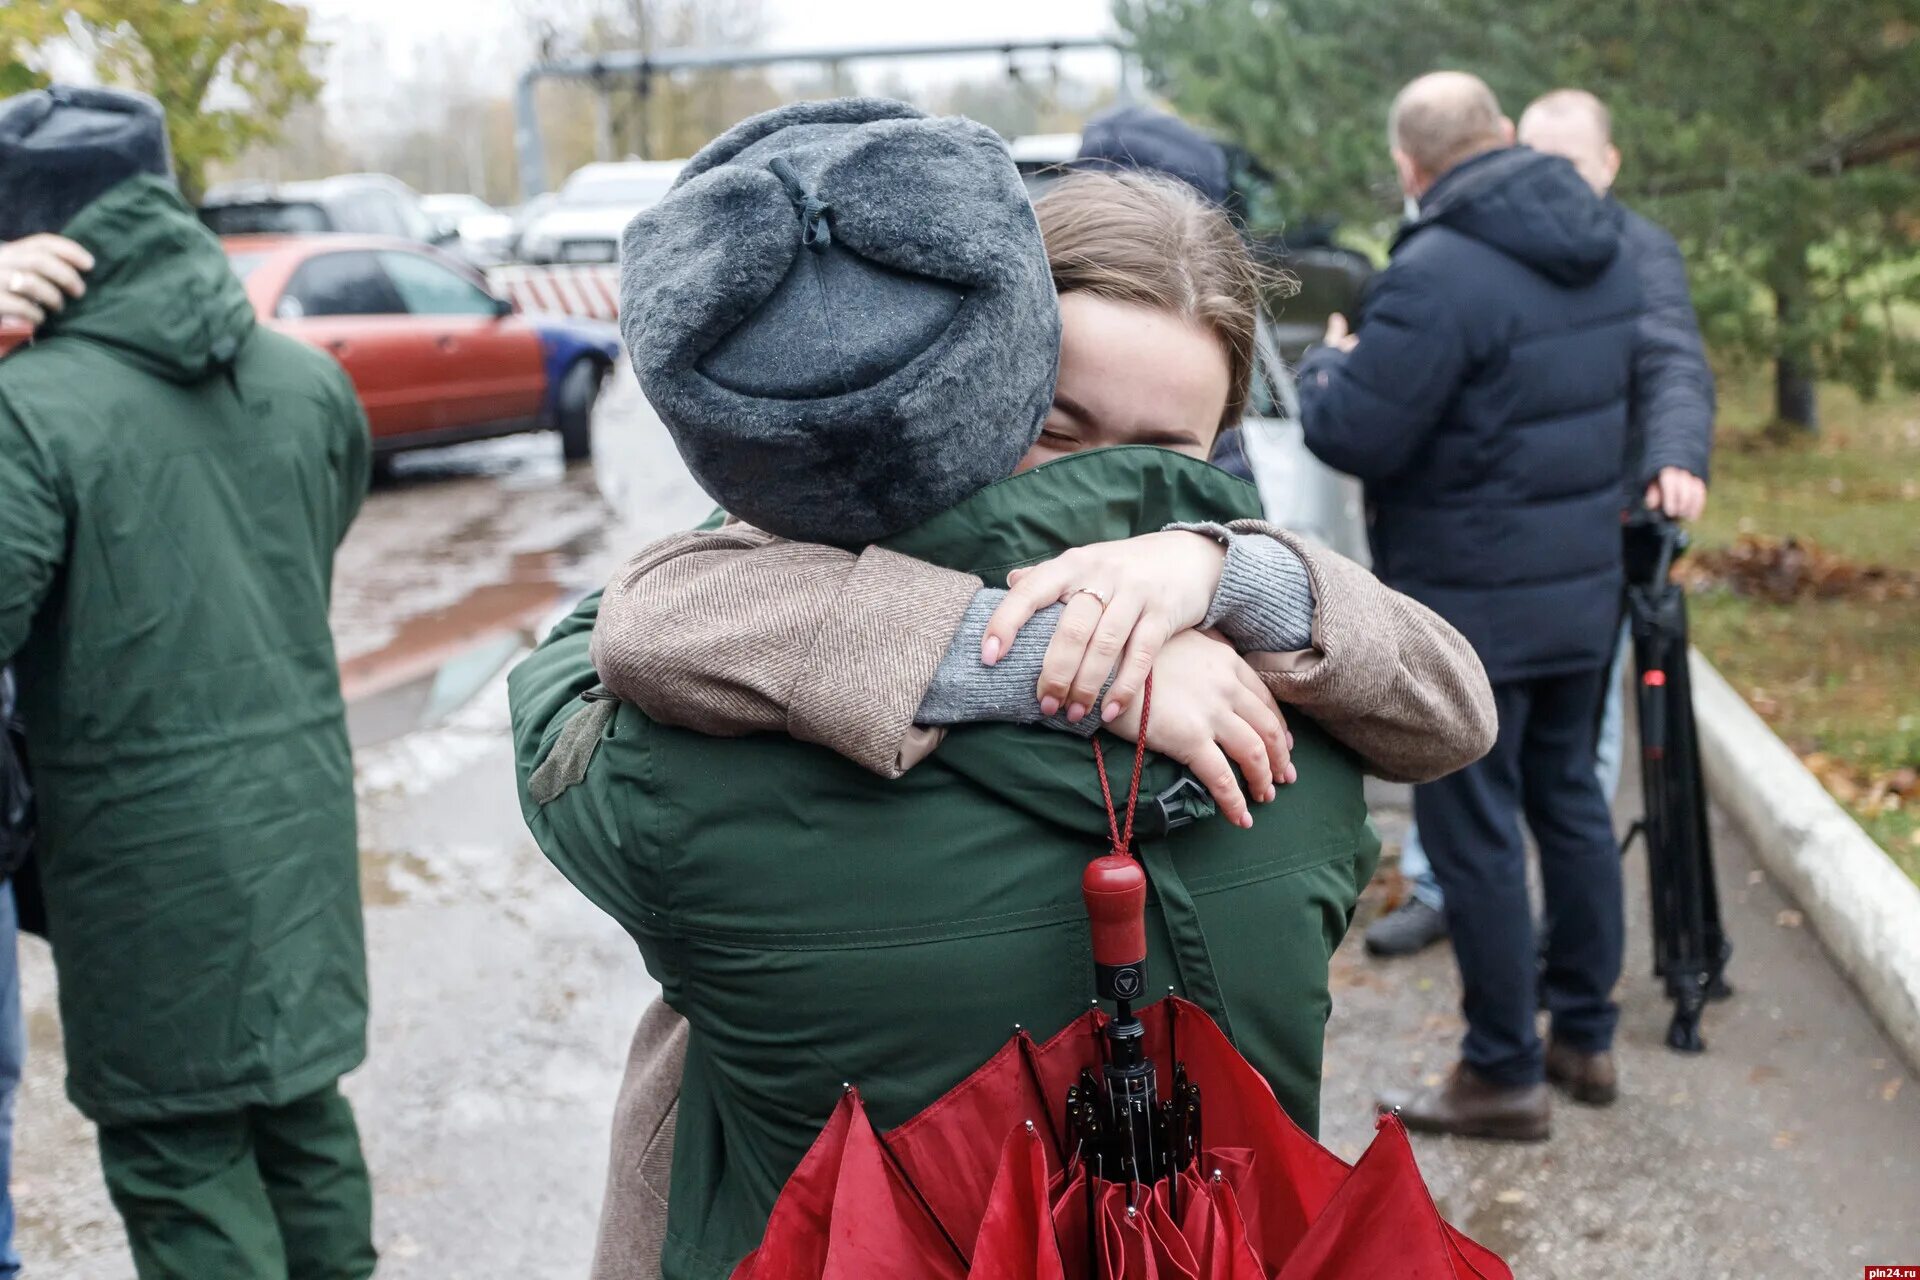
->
[13,364,1920,1276]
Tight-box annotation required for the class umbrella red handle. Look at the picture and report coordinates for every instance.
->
[1083,854,1148,1002]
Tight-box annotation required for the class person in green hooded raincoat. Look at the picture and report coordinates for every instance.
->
[0,87,374,1279]
[513,101,1494,1280]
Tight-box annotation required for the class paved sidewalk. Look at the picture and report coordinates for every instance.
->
[1321,777,1920,1277]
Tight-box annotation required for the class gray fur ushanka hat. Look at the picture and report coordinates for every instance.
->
[619,97,1060,544]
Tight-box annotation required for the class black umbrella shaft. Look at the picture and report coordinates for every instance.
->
[1105,1055,1159,1183]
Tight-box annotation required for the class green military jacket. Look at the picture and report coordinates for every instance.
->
[511,447,1378,1279]
[0,177,371,1124]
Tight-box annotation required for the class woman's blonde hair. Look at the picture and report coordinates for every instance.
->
[1034,170,1267,431]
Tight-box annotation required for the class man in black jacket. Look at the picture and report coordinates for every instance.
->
[1518,90,1713,517]
[1519,86,1715,810]
[1365,90,1717,960]
[1300,71,1639,1139]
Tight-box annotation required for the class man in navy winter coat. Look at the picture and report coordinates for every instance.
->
[1365,88,1717,962]
[1299,71,1639,1139]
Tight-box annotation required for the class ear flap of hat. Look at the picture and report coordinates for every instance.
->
[620,164,798,386]
[817,117,1039,286]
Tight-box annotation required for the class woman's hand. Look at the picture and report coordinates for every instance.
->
[1104,630,1295,829]
[982,530,1226,725]
[0,235,93,328]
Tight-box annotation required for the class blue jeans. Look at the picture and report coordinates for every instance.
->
[1399,621,1631,911]
[0,883,22,1277]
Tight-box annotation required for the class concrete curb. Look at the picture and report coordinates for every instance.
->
[1690,649,1920,1074]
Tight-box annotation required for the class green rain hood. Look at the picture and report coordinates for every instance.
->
[0,176,371,1124]
[511,447,1379,1280]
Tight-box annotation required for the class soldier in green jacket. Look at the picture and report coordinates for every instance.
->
[0,88,374,1278]
[513,102,1489,1280]
[518,454,1382,1279]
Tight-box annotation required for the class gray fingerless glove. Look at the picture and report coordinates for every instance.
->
[1166,522,1315,652]
[916,527,1314,732]
[915,591,1100,735]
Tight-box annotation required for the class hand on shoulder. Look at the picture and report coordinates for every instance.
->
[0,234,93,328]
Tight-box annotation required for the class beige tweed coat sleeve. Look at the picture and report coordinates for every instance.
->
[589,523,1495,784]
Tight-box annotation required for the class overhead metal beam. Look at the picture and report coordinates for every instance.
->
[515,35,1131,200]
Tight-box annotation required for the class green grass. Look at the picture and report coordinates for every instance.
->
[1694,374,1920,565]
[1686,371,1920,880]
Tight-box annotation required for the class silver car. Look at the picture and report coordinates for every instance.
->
[517,161,685,265]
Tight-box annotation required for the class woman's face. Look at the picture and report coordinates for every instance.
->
[1016,292,1231,473]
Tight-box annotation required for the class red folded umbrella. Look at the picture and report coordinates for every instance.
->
[733,995,1509,1279]
[733,687,1510,1279]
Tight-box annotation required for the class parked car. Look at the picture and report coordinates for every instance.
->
[516,160,684,264]
[506,191,558,262]
[225,235,621,460]
[201,173,443,245]
[422,193,515,265]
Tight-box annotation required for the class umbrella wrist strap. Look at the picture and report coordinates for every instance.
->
[1091,675,1152,856]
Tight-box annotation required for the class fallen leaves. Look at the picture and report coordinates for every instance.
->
[1799,754,1920,818]
[1677,533,1920,604]
[1885,1078,1905,1103]
[1776,909,1805,928]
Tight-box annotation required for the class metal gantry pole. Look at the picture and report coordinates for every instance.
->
[512,35,1128,199]
[513,68,548,204]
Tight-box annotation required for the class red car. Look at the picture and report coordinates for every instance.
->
[2,235,622,460]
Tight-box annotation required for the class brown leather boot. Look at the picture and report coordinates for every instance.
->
[1545,1040,1618,1106]
[1377,1064,1551,1141]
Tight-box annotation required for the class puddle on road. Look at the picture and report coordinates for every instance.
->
[342,551,570,749]
[352,666,543,909]
[375,434,569,490]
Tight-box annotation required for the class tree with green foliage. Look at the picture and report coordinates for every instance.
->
[0,0,321,204]
[1116,0,1449,222]
[1118,0,1920,429]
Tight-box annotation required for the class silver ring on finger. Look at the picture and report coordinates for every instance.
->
[6,272,25,295]
[1066,586,1110,608]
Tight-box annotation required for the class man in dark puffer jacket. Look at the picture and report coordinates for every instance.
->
[1366,85,1717,966]
[1300,71,1639,1140]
